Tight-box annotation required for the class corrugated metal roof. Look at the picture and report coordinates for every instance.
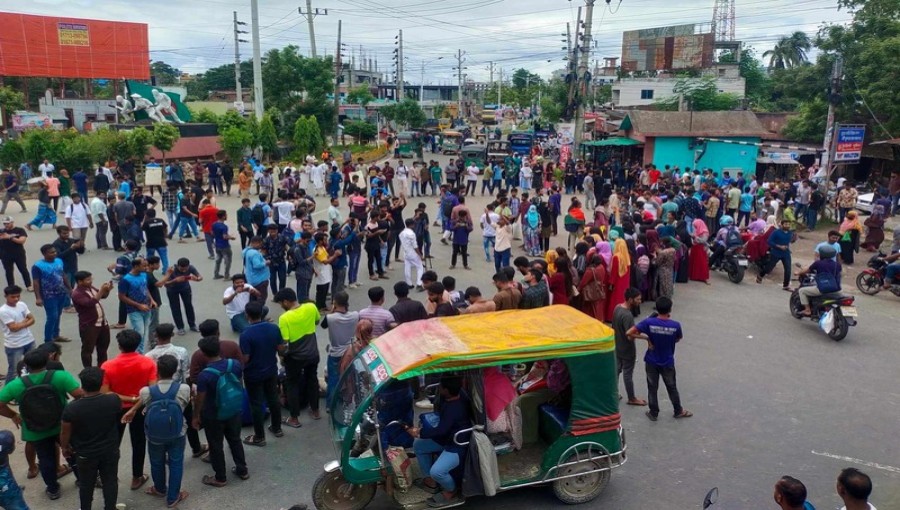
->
[623,111,768,137]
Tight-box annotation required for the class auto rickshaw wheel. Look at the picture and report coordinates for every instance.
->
[312,470,377,510]
[551,454,610,505]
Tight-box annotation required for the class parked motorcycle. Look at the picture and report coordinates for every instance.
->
[711,245,749,284]
[789,273,857,341]
[855,252,900,297]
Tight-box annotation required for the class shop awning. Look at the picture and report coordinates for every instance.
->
[757,156,799,165]
[581,138,642,147]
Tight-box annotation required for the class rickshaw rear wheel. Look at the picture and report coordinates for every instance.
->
[312,470,377,510]
[552,454,610,505]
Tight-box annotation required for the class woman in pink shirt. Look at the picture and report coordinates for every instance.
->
[45,174,61,211]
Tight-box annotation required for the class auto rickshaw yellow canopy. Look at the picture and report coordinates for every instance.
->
[370,306,615,380]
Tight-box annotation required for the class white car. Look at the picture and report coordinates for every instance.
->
[855,192,874,214]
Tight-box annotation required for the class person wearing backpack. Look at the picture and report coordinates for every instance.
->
[192,336,248,487]
[100,329,157,491]
[0,348,83,501]
[123,354,191,507]
[708,216,743,269]
[251,195,271,237]
[60,366,121,510]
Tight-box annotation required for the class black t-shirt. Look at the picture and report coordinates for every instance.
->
[378,220,391,243]
[61,393,121,457]
[180,202,198,219]
[0,227,27,258]
[221,163,233,180]
[390,205,405,232]
[389,298,428,325]
[133,195,157,220]
[142,218,168,248]
[146,272,162,306]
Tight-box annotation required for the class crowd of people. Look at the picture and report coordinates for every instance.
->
[0,150,893,510]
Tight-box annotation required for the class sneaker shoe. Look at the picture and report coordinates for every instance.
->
[177,329,186,336]
[414,398,434,410]
[46,488,61,500]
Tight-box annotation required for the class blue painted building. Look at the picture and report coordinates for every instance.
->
[620,111,768,176]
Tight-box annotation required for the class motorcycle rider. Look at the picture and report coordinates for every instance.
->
[708,216,743,269]
[881,252,900,290]
[795,245,841,317]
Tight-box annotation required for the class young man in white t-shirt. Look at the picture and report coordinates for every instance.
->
[0,285,36,381]
[222,274,263,334]
[272,195,295,232]
[464,164,479,196]
[64,193,94,241]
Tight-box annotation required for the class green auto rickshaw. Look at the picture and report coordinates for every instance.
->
[441,131,462,155]
[312,306,627,510]
[460,144,487,169]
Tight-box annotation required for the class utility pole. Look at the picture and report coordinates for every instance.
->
[821,55,843,181]
[232,11,248,113]
[574,0,597,149]
[334,19,342,145]
[250,0,264,120]
[298,0,327,58]
[565,9,582,120]
[498,67,503,107]
[398,30,404,101]
[455,49,466,119]
[420,60,425,104]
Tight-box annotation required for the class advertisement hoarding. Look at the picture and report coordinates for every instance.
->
[0,13,149,80]
[834,125,865,163]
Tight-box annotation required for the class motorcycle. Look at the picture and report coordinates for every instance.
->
[789,272,857,341]
[855,252,900,297]
[711,245,749,284]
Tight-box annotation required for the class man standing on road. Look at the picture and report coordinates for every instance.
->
[117,258,156,352]
[239,301,284,447]
[275,289,321,427]
[0,168,27,214]
[60,366,121,510]
[212,210,235,280]
[242,236,270,303]
[0,285,36,382]
[32,244,72,344]
[358,286,395,337]
[0,218,31,291]
[398,218,424,290]
[52,225,85,312]
[71,271,113,368]
[90,192,110,250]
[613,288,646,406]
[627,296,692,421]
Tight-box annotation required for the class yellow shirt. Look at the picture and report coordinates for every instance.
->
[278,302,320,342]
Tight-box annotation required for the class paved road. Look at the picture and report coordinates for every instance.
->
[3,156,897,510]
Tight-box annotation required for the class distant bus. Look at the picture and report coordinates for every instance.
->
[481,104,498,125]
[508,130,534,155]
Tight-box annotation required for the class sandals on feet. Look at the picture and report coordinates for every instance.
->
[231,466,250,480]
[192,444,209,458]
[268,425,285,437]
[131,474,149,490]
[167,490,189,508]
[675,410,694,419]
[202,475,226,487]
[145,485,165,497]
[282,418,302,429]
[243,435,266,447]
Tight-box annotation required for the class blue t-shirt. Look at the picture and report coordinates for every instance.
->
[119,181,132,198]
[118,272,150,313]
[239,322,284,383]
[636,316,683,368]
[242,247,270,286]
[31,259,67,298]
[196,358,243,420]
[739,193,754,212]
[814,241,841,255]
[768,228,793,256]
[72,172,88,190]
[212,222,231,249]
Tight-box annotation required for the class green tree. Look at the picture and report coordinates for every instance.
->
[189,107,219,124]
[0,139,24,170]
[763,31,813,69]
[433,104,449,119]
[343,120,377,143]
[150,61,182,85]
[57,134,99,172]
[719,48,772,109]
[258,113,279,161]
[262,46,336,135]
[511,68,543,89]
[126,128,153,163]
[216,110,248,134]
[539,79,570,122]
[219,126,253,164]
[655,75,741,111]
[0,86,26,126]
[292,116,323,157]
[151,123,181,162]
[380,99,426,129]
[22,129,59,166]
[346,85,375,107]
[91,128,123,164]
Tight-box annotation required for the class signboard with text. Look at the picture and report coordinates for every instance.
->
[834,125,865,163]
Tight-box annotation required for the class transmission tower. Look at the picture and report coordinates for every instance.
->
[712,0,735,41]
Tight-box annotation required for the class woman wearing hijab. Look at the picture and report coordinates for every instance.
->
[605,238,632,318]
[655,237,677,299]
[675,219,692,283]
[523,204,542,256]
[861,205,886,252]
[689,218,711,284]
[578,254,608,322]
[645,229,661,300]
[544,249,559,276]
[838,210,863,264]
[595,241,613,268]
[548,256,574,306]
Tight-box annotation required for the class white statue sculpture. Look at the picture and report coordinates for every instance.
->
[114,95,135,123]
[131,93,168,123]
[152,89,185,124]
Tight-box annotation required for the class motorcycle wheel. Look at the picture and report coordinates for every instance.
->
[855,272,883,296]
[728,266,745,284]
[789,293,804,319]
[827,308,849,342]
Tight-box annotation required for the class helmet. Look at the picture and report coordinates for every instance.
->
[719,216,734,227]
[818,245,837,260]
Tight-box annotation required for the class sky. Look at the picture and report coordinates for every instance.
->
[0,0,852,83]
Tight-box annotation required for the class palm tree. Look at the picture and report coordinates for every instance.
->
[763,31,812,69]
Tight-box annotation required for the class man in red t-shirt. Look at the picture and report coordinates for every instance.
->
[648,165,661,189]
[101,329,158,490]
[198,199,220,260]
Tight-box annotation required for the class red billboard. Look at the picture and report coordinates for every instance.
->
[0,13,149,80]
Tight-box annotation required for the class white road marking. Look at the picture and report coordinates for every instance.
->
[811,450,900,474]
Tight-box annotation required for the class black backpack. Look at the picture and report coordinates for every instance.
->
[725,226,743,248]
[250,203,266,227]
[20,371,64,432]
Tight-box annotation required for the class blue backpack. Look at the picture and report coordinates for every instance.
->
[203,360,244,420]
[144,383,184,443]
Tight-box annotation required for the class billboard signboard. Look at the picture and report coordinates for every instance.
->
[621,24,714,72]
[12,113,54,131]
[0,13,149,80]
[834,124,865,163]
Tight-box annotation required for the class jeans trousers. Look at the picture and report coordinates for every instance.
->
[178,217,199,238]
[1,255,31,288]
[167,288,196,331]
[230,313,250,333]
[761,251,792,288]
[33,435,64,493]
[296,277,312,302]
[76,448,120,510]
[42,294,66,342]
[117,408,146,478]
[482,236,495,261]
[146,246,169,273]
[331,267,346,297]
[148,436,186,505]
[283,356,320,416]
[245,375,282,440]
[493,249,511,274]
[617,356,637,401]
[806,208,819,231]
[203,414,247,482]
[111,222,121,251]
[128,310,151,353]
[62,270,76,308]
[5,341,34,382]
[78,323,110,367]
[183,403,202,454]
[95,220,109,249]
[0,465,28,510]
[204,233,215,257]
[645,363,682,417]
[269,260,286,295]
[215,247,233,278]
[366,245,384,277]
[348,251,361,284]
[737,210,751,228]
[413,438,459,492]
[325,355,341,406]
